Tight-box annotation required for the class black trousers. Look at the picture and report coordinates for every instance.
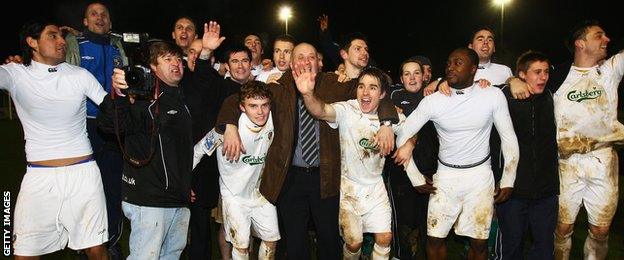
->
[87,119,123,258]
[187,204,212,260]
[387,168,429,260]
[494,195,558,260]
[277,166,341,260]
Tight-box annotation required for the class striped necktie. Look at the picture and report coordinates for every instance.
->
[299,98,319,165]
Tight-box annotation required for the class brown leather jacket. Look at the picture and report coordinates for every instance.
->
[217,70,398,203]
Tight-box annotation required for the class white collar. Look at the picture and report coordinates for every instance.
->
[29,60,64,74]
[478,61,492,70]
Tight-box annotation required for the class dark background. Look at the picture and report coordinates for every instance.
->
[2,0,623,81]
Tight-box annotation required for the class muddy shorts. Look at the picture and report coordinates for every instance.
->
[558,147,619,227]
[13,161,108,256]
[222,195,280,249]
[427,164,494,240]
[339,176,392,244]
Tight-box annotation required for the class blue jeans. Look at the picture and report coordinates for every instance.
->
[122,202,190,260]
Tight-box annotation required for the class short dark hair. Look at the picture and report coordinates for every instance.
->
[452,47,479,67]
[19,20,59,66]
[239,81,272,104]
[399,57,424,76]
[412,55,432,67]
[566,20,602,53]
[172,16,197,32]
[515,51,549,76]
[340,32,368,52]
[83,2,109,19]
[274,34,296,46]
[224,44,252,63]
[148,41,184,65]
[469,26,496,44]
[357,67,392,94]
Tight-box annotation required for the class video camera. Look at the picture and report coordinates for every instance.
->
[113,32,155,100]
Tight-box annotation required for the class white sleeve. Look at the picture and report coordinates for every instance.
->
[0,66,15,91]
[492,90,520,188]
[396,97,432,147]
[327,102,347,129]
[81,71,107,105]
[605,50,624,84]
[192,128,223,170]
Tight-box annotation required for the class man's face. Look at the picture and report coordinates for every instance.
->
[186,39,203,72]
[422,64,432,84]
[579,26,610,62]
[341,39,369,69]
[226,51,252,84]
[468,29,495,63]
[273,40,294,71]
[400,62,423,93]
[290,44,319,74]
[240,97,271,126]
[357,74,386,114]
[83,3,111,35]
[520,61,550,94]
[150,53,184,86]
[29,25,67,65]
[445,50,476,87]
[244,35,263,62]
[172,18,197,52]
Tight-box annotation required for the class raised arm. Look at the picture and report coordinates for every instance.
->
[293,61,337,122]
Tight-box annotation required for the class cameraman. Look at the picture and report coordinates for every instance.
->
[98,40,192,259]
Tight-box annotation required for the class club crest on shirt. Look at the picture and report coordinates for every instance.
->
[567,87,602,102]
[242,155,265,165]
[358,138,378,151]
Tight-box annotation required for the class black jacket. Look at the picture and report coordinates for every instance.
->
[99,81,193,208]
[492,85,559,199]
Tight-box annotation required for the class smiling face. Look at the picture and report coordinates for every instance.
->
[226,51,252,84]
[171,18,197,52]
[186,39,203,72]
[83,3,111,35]
[357,74,386,114]
[577,25,610,63]
[290,43,319,74]
[520,61,550,94]
[468,29,495,63]
[28,25,67,65]
[400,62,423,93]
[240,96,271,126]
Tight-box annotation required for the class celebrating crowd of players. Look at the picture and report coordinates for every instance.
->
[2,2,623,260]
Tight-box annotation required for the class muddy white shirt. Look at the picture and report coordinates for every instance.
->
[0,61,106,161]
[397,84,519,188]
[475,61,513,86]
[553,52,624,158]
[328,99,406,185]
[216,113,274,202]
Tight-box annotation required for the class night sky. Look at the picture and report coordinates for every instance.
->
[3,0,622,81]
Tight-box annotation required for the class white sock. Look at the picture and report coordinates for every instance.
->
[258,241,276,260]
[343,244,361,260]
[554,231,572,260]
[231,247,249,260]
[372,243,391,260]
[583,231,609,260]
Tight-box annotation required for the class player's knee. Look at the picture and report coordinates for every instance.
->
[83,244,107,258]
[262,240,277,248]
[234,247,249,254]
[345,242,363,253]
[374,232,393,247]
[589,225,610,239]
[556,222,574,236]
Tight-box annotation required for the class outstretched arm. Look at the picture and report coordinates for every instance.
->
[293,61,337,122]
[199,21,226,59]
